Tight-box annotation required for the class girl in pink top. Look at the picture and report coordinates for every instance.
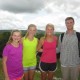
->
[2,30,23,80]
[37,24,58,80]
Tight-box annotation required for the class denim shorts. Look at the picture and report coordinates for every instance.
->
[23,66,36,72]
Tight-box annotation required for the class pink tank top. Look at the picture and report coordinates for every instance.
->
[40,36,57,63]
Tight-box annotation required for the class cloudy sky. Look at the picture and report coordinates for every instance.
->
[0,0,80,32]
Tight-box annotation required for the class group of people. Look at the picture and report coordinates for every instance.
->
[2,17,80,80]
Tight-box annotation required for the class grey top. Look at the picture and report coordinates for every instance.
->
[58,31,80,67]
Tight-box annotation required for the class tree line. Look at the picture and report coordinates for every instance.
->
[0,30,61,58]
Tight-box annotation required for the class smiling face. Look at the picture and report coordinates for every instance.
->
[46,24,54,36]
[28,26,37,36]
[11,31,21,43]
[65,18,74,31]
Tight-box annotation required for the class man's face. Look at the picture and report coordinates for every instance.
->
[65,19,74,30]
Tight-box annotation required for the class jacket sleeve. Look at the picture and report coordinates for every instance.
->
[56,35,61,54]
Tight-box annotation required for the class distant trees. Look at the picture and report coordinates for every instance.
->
[0,32,10,58]
[35,32,44,39]
[0,31,62,58]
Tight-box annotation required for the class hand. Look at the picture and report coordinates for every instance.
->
[39,49,43,52]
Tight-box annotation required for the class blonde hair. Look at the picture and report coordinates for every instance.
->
[25,24,37,38]
[45,23,54,38]
[7,30,22,44]
[46,23,54,30]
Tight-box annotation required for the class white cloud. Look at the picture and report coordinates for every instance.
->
[0,11,25,30]
[0,0,45,13]
[0,0,80,32]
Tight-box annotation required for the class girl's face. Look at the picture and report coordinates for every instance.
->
[46,26,54,36]
[12,32,21,43]
[28,27,37,36]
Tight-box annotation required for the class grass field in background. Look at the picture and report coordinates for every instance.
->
[0,59,80,80]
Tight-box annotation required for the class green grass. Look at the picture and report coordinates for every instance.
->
[0,59,80,80]
[0,59,4,80]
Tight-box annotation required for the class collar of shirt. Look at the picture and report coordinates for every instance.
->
[65,30,76,35]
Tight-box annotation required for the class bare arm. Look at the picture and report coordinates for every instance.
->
[56,35,61,54]
[36,39,39,50]
[3,56,9,80]
[20,37,24,44]
[56,36,59,47]
[37,37,44,52]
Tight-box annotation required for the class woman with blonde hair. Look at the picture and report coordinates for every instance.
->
[3,30,23,80]
[22,24,38,80]
[37,24,58,80]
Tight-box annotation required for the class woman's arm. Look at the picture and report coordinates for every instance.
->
[3,56,9,80]
[56,36,59,47]
[37,37,44,52]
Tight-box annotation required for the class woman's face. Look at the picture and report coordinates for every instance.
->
[12,32,21,43]
[46,26,54,36]
[28,27,37,36]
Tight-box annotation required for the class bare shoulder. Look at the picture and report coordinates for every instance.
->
[22,37,25,40]
[54,35,58,40]
[40,37,45,41]
[54,35,58,38]
[39,37,45,44]
[21,37,25,43]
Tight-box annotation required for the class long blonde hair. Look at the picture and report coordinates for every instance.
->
[25,24,37,38]
[7,30,22,44]
[45,23,54,38]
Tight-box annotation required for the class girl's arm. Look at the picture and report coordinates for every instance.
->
[37,37,44,52]
[36,39,39,50]
[20,37,24,44]
[3,56,9,80]
[56,36,59,47]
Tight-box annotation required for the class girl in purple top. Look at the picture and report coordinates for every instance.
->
[2,30,23,80]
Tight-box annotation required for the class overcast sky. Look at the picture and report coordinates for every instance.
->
[0,0,80,32]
